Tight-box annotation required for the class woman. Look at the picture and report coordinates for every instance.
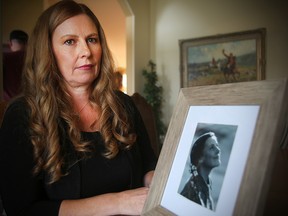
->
[180,132,221,210]
[0,1,156,215]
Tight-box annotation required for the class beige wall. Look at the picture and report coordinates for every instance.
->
[151,0,288,125]
[126,0,151,94]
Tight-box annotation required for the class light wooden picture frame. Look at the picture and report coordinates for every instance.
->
[142,79,288,216]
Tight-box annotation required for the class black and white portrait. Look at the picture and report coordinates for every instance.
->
[178,123,237,211]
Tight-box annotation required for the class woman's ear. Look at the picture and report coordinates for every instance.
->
[198,157,204,164]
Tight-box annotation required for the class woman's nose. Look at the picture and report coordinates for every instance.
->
[79,41,91,57]
[215,145,220,153]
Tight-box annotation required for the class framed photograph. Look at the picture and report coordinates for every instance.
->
[142,79,288,216]
[179,28,266,88]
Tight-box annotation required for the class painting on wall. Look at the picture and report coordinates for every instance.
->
[179,28,266,88]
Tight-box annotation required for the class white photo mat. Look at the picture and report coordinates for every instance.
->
[161,106,259,216]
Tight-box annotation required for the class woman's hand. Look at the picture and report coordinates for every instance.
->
[59,187,150,216]
[144,171,154,188]
[115,170,155,215]
[116,187,149,215]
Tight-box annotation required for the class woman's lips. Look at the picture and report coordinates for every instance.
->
[214,154,220,160]
[77,64,94,70]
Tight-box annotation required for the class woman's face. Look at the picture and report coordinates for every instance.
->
[52,14,102,90]
[200,136,221,169]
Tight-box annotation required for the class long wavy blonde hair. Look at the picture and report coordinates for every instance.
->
[22,1,136,184]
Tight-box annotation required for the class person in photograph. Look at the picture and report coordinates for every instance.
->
[180,131,221,210]
[0,1,156,215]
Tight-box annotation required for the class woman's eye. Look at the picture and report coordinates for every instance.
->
[210,145,217,150]
[87,38,98,43]
[64,39,74,45]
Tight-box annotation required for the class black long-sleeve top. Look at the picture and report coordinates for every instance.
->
[0,92,157,215]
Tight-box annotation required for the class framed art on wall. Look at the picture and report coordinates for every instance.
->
[179,28,266,88]
[142,78,288,216]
